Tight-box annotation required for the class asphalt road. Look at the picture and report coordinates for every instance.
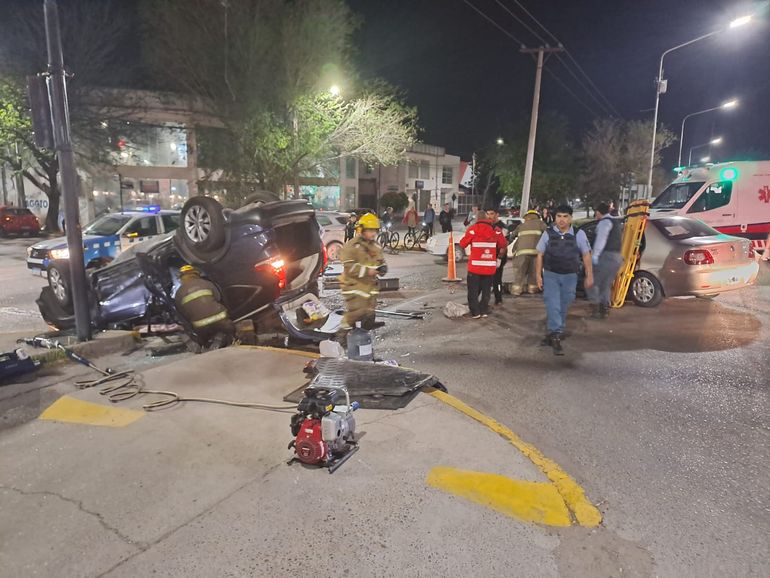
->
[0,237,49,334]
[380,249,770,577]
[1,237,768,576]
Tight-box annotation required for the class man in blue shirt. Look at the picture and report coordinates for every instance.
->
[423,203,436,237]
[535,205,594,355]
[587,202,624,319]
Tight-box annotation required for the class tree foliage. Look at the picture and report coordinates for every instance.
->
[580,118,676,208]
[0,0,137,230]
[141,0,417,204]
[482,112,579,207]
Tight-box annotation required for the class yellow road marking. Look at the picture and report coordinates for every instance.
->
[427,466,571,526]
[429,390,602,527]
[39,396,144,427]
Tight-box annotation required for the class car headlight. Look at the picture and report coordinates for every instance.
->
[50,248,70,260]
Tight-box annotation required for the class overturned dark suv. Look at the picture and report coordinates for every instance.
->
[37,195,328,339]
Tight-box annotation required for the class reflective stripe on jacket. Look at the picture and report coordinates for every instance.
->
[459,220,508,275]
[512,215,547,258]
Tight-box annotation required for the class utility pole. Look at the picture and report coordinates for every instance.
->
[44,0,91,341]
[520,46,563,213]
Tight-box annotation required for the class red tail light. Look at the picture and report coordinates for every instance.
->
[321,243,328,270]
[684,249,714,265]
[256,257,287,290]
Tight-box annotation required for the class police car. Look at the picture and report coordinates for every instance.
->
[27,206,180,276]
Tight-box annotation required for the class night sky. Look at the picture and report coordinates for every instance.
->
[348,0,770,167]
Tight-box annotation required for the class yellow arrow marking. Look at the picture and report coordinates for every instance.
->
[429,390,602,527]
[427,466,571,526]
[39,395,144,427]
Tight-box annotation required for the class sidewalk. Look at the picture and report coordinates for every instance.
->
[0,345,595,577]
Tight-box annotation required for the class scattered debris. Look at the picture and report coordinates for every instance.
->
[443,301,470,319]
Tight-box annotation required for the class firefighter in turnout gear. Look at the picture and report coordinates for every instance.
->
[510,210,547,295]
[175,265,234,346]
[339,213,386,332]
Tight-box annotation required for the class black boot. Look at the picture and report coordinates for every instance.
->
[599,304,609,319]
[540,333,553,347]
[551,334,564,355]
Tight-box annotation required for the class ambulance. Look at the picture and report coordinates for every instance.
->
[650,160,770,256]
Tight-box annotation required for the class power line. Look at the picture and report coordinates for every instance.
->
[551,54,616,117]
[492,0,547,45]
[544,67,605,117]
[462,0,525,46]
[505,0,621,116]
[462,0,611,118]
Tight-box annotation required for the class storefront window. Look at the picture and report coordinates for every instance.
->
[110,124,188,168]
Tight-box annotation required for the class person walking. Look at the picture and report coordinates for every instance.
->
[403,200,418,236]
[459,208,508,319]
[510,210,547,296]
[485,207,509,305]
[344,213,357,242]
[424,203,436,237]
[339,213,386,333]
[463,205,479,227]
[587,202,624,319]
[535,205,593,355]
[439,203,453,233]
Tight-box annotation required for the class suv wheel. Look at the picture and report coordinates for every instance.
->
[630,271,663,307]
[179,196,226,254]
[48,262,72,307]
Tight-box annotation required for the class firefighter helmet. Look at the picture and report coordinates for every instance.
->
[526,209,540,216]
[356,213,380,230]
[179,265,198,275]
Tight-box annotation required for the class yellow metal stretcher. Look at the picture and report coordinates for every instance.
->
[610,200,650,308]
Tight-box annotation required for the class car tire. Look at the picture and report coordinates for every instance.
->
[47,262,72,308]
[242,190,280,207]
[326,241,343,262]
[630,271,663,307]
[179,196,226,254]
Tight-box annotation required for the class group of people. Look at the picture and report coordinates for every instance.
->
[400,201,456,237]
[459,202,623,355]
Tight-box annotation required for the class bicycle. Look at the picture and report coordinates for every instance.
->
[403,222,429,250]
[376,224,400,254]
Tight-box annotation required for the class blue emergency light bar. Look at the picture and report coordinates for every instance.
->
[136,205,161,213]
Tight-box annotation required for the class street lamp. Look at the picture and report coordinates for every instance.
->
[678,98,738,166]
[496,137,505,146]
[700,156,711,163]
[646,14,752,193]
[689,137,722,165]
[329,84,341,97]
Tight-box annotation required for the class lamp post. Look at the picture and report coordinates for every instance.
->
[646,15,752,195]
[678,99,737,166]
[496,137,504,146]
[688,137,722,166]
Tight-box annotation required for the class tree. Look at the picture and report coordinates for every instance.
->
[482,112,579,207]
[141,0,417,204]
[580,118,676,209]
[0,0,137,231]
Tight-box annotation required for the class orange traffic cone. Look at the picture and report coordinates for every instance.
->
[443,231,462,283]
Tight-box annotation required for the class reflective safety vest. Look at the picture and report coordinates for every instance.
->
[174,273,231,332]
[459,220,507,275]
[511,215,547,257]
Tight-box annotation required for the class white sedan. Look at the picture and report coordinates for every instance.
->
[425,218,522,262]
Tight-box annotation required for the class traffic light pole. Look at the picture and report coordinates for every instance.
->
[44,0,91,341]
[520,46,563,214]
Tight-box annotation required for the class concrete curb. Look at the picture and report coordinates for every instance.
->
[30,330,140,366]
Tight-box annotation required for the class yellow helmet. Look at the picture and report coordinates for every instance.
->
[179,265,198,274]
[356,213,380,230]
[526,209,540,216]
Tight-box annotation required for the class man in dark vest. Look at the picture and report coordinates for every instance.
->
[535,205,593,355]
[587,202,624,319]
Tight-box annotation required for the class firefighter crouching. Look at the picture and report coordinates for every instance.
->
[175,265,234,346]
[339,213,386,332]
[510,210,547,295]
